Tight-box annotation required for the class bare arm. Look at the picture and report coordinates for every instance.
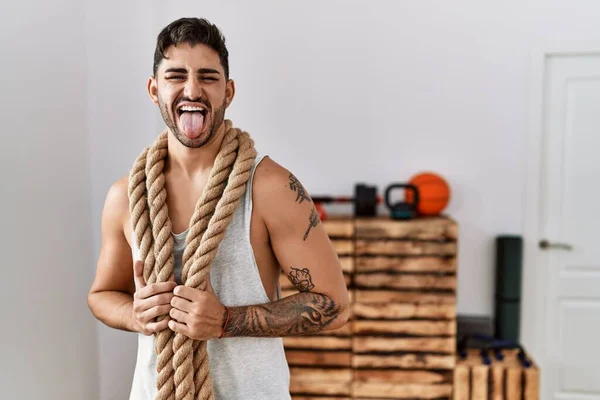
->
[87,177,174,335]
[222,158,350,338]
[223,292,341,337]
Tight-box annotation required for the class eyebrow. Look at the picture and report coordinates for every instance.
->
[164,68,221,75]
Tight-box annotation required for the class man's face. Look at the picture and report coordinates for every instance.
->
[148,42,234,148]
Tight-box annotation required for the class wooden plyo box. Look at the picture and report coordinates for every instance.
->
[453,349,540,400]
[352,217,457,400]
[282,216,459,400]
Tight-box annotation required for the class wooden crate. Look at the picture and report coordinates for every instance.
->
[289,367,353,398]
[453,349,540,400]
[281,216,459,400]
[352,217,457,400]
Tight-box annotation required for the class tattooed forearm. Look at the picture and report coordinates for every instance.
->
[289,173,311,204]
[303,207,320,240]
[223,292,340,338]
[288,267,315,292]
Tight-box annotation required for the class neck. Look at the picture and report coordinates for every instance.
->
[165,124,227,178]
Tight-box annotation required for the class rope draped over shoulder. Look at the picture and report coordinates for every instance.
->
[127,120,257,400]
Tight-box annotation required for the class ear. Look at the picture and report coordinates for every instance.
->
[224,79,235,109]
[147,75,159,105]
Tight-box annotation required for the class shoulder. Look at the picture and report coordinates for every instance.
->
[252,156,313,225]
[252,156,293,193]
[252,156,308,202]
[105,175,130,210]
[102,175,131,235]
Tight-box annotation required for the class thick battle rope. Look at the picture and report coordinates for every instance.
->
[128,120,257,399]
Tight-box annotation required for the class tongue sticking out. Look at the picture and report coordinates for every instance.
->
[179,112,205,139]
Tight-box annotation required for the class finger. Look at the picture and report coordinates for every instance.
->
[169,308,189,324]
[133,260,146,290]
[171,295,194,313]
[133,293,173,315]
[173,285,200,301]
[168,319,190,336]
[137,292,174,313]
[147,316,171,334]
[140,304,172,322]
[137,281,177,300]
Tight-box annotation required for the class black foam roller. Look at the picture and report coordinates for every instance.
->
[494,235,523,342]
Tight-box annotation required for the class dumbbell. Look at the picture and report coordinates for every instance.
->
[312,184,382,218]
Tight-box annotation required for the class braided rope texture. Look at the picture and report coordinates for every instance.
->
[128,120,257,399]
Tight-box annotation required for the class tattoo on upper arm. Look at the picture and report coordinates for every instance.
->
[288,267,315,292]
[303,207,320,240]
[224,292,340,337]
[288,173,320,240]
[289,173,310,204]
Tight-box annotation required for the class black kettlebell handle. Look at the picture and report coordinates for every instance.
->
[385,183,419,209]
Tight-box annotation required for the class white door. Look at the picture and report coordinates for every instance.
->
[534,52,600,400]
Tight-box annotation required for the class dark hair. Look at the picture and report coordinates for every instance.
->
[153,17,230,79]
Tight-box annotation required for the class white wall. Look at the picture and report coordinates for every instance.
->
[0,1,99,399]
[86,1,600,399]
[154,0,600,314]
[85,1,160,399]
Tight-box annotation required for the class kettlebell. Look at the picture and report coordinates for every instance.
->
[385,183,419,220]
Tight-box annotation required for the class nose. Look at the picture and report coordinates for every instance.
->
[183,76,202,100]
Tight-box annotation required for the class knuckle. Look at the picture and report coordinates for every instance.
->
[138,311,148,323]
[158,293,169,304]
[144,286,155,297]
[141,303,150,313]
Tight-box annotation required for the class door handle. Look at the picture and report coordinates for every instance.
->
[539,239,573,251]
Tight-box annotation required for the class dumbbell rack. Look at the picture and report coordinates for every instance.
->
[280,215,459,400]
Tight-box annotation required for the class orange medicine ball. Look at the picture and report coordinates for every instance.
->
[405,172,450,216]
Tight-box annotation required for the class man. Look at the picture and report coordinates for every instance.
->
[87,17,349,400]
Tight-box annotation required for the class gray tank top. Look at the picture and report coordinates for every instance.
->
[129,155,291,400]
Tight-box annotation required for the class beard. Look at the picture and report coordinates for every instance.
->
[158,94,226,149]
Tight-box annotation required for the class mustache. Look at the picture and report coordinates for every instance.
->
[173,97,212,110]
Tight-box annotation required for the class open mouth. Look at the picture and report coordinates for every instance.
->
[177,104,208,139]
[177,105,208,117]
